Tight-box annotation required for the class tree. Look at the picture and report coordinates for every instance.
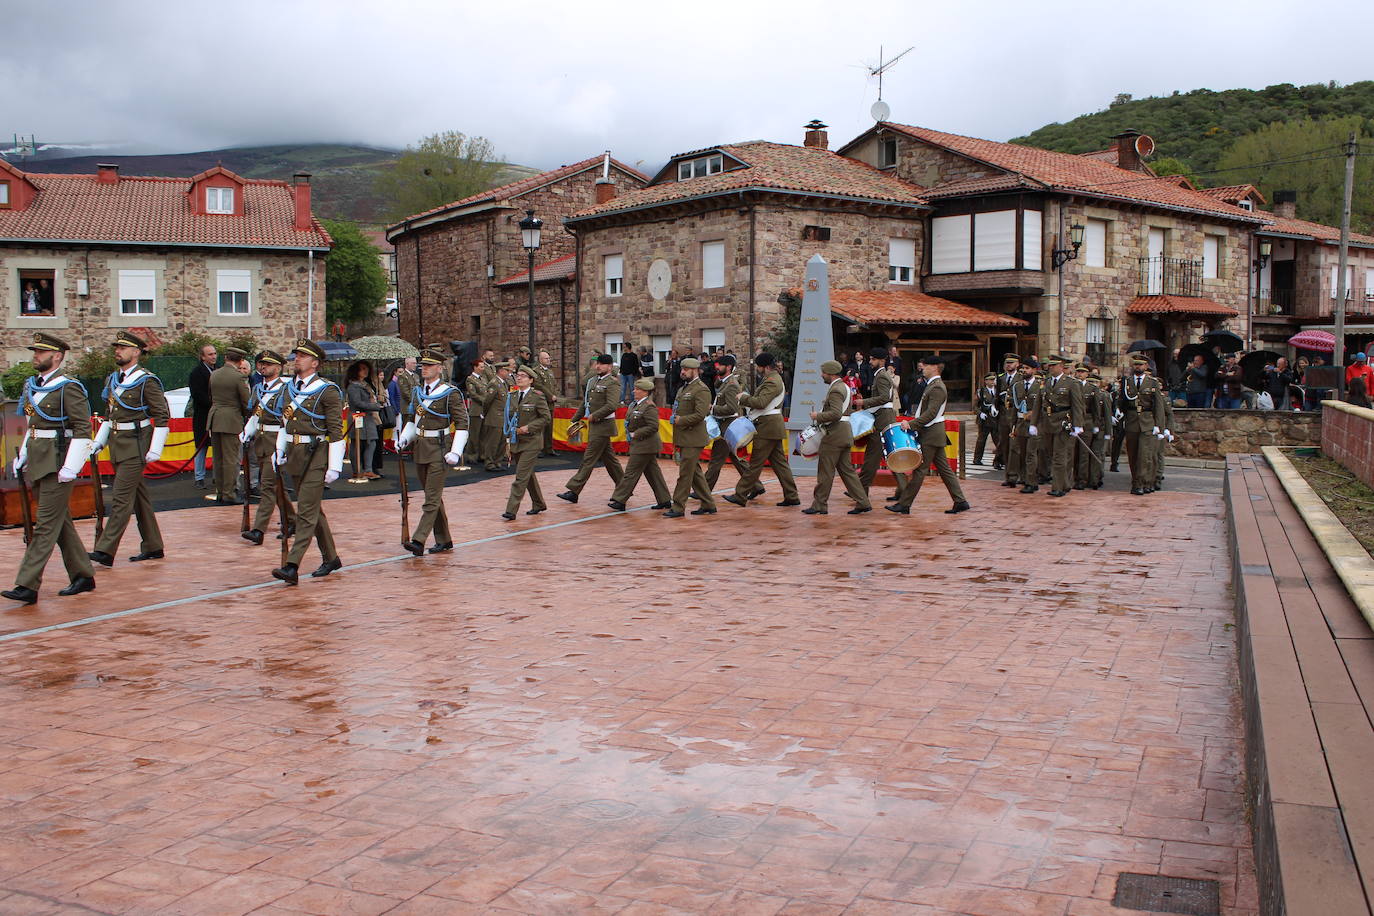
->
[1149,155,1201,187]
[321,219,389,326]
[375,131,507,222]
[764,289,802,363]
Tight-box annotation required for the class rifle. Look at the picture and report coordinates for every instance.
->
[240,445,251,532]
[88,451,106,542]
[396,445,412,546]
[14,448,33,545]
[274,457,293,568]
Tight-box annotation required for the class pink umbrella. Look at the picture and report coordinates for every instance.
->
[1288,330,1337,352]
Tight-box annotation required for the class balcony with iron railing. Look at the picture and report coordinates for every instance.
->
[1137,256,1202,297]
[1256,288,1374,318]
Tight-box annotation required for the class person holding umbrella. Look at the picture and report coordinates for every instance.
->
[1215,353,1245,409]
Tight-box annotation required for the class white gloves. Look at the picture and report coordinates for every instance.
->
[1112,410,1124,424]
[325,470,339,484]
[1151,426,1160,435]
[1028,425,1038,436]
[58,468,77,483]
[977,413,986,422]
[59,437,92,483]
[274,428,288,467]
[91,420,112,451]
[444,430,469,465]
[241,415,259,443]
[397,422,418,449]
[989,405,998,417]
[145,425,169,462]
[1165,429,1174,442]
[1072,426,1083,437]
[1092,426,1100,434]
[13,441,27,476]
[325,438,346,484]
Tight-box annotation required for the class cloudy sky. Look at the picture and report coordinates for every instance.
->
[5,0,1369,171]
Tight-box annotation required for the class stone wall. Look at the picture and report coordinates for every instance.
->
[494,280,577,395]
[1322,400,1374,488]
[1169,407,1320,460]
[0,244,324,366]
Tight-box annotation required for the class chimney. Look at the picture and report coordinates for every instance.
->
[1274,189,1297,219]
[594,150,615,203]
[803,119,829,150]
[292,172,312,230]
[96,163,119,184]
[1109,129,1145,172]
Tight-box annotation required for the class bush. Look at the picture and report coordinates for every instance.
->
[158,331,225,358]
[70,347,117,381]
[2,363,36,399]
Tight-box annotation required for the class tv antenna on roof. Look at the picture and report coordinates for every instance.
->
[868,45,913,122]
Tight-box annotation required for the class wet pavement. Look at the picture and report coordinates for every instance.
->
[0,462,1256,914]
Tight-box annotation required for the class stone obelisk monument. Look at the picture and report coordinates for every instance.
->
[787,254,835,477]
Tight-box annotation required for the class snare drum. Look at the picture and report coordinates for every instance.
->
[724,416,756,452]
[796,424,822,457]
[848,409,876,440]
[880,423,922,474]
[705,415,721,441]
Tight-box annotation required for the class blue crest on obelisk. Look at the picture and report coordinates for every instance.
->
[787,254,835,476]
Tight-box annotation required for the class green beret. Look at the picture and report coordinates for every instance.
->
[634,378,655,392]
[680,357,700,369]
[820,360,842,374]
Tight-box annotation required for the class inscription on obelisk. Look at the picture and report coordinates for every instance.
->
[787,254,834,477]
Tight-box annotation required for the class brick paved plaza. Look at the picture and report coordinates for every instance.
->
[0,465,1257,914]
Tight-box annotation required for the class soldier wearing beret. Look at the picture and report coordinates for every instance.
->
[396,348,469,554]
[462,355,489,468]
[887,355,969,515]
[856,347,899,491]
[531,349,558,457]
[608,377,671,511]
[1153,363,1175,492]
[501,365,550,519]
[804,360,871,515]
[239,349,290,545]
[270,339,347,585]
[703,353,753,492]
[207,345,251,504]
[480,362,512,472]
[665,357,715,517]
[4,334,97,604]
[1005,358,1042,493]
[1118,353,1167,495]
[993,354,1020,470]
[87,331,170,568]
[1042,355,1086,498]
[558,352,624,504]
[723,352,800,508]
[973,372,999,466]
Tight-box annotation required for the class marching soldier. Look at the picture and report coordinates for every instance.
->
[207,346,250,504]
[394,356,419,425]
[973,372,999,466]
[1071,363,1091,489]
[993,354,1020,470]
[4,334,97,604]
[270,339,346,585]
[608,378,672,511]
[87,331,170,567]
[501,365,550,519]
[1118,353,1167,495]
[240,350,290,545]
[480,362,512,472]
[804,360,871,515]
[1041,356,1085,498]
[703,353,752,491]
[665,357,716,517]
[887,355,969,515]
[856,347,899,491]
[1083,373,1110,490]
[463,356,488,468]
[722,352,800,508]
[396,348,468,554]
[1153,365,1175,492]
[532,349,558,457]
[1005,360,1043,493]
[558,353,624,503]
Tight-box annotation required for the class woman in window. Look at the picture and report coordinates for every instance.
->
[345,360,385,479]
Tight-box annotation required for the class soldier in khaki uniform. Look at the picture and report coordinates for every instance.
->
[394,357,419,425]
[1153,366,1175,492]
[207,346,250,503]
[973,373,1000,466]
[87,331,170,567]
[1005,360,1043,492]
[665,357,715,517]
[481,362,511,472]
[804,360,871,515]
[1118,353,1166,495]
[856,347,899,491]
[396,348,469,554]
[532,349,558,457]
[993,354,1020,470]
[4,334,97,604]
[1083,373,1110,490]
[703,353,752,491]
[1041,356,1086,498]
[270,339,347,586]
[722,352,800,508]
[558,353,624,503]
[239,350,290,545]
[608,378,672,511]
[887,354,969,515]
[501,365,551,519]
[463,356,488,467]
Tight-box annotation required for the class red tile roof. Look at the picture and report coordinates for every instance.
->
[876,124,1264,222]
[571,142,927,219]
[0,170,331,249]
[1201,184,1267,205]
[1126,295,1239,317]
[1257,211,1374,247]
[388,155,649,231]
[496,253,576,287]
[831,289,1029,328]
[361,228,394,253]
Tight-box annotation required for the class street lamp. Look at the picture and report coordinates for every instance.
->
[1253,238,1272,270]
[1052,223,1085,270]
[519,210,543,358]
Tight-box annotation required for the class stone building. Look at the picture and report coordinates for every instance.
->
[386,154,647,376]
[0,160,330,366]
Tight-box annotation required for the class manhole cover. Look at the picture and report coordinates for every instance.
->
[567,799,637,821]
[693,814,753,838]
[1112,873,1220,915]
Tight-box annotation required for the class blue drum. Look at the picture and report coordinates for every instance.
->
[848,409,876,440]
[880,423,922,473]
[724,416,756,452]
[705,415,721,441]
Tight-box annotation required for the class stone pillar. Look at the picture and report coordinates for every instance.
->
[788,254,834,477]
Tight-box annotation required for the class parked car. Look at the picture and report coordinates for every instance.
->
[384,297,398,319]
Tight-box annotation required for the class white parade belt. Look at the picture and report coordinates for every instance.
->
[419,429,448,438]
[261,424,282,432]
[289,433,326,444]
[29,429,65,438]
[113,419,151,430]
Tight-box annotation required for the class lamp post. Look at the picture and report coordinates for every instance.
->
[519,210,543,359]
[1052,222,1085,270]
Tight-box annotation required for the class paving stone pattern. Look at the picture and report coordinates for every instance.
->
[0,464,1257,913]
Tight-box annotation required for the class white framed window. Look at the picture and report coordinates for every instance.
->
[973,211,1016,271]
[603,333,624,362]
[1085,317,1109,365]
[216,268,251,315]
[1022,210,1042,269]
[1238,199,1253,211]
[677,154,723,181]
[878,138,898,168]
[652,335,672,375]
[206,186,234,214]
[0,181,9,207]
[1366,267,1374,300]
[701,241,725,288]
[118,269,156,315]
[1331,264,1355,298]
[603,254,623,297]
[1083,218,1108,268]
[702,328,725,354]
[888,238,916,284]
[931,215,971,274]
[1203,235,1222,279]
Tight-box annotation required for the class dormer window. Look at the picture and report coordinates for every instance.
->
[1238,199,1253,211]
[879,138,898,168]
[206,187,234,214]
[677,155,723,181]
[0,181,9,207]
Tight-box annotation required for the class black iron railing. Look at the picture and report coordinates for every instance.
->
[1137,256,1202,297]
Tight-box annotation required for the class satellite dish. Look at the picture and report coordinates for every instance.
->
[1135,134,1155,159]
[871,99,891,122]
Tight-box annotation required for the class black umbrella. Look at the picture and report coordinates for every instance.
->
[1126,339,1166,353]
[1201,329,1244,352]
